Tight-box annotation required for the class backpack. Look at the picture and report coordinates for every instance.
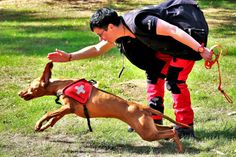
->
[123,0,209,60]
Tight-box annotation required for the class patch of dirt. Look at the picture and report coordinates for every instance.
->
[0,0,106,18]
[0,133,105,156]
[0,132,166,157]
[112,79,147,102]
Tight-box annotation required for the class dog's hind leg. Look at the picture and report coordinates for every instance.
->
[35,105,71,132]
[172,129,184,153]
[144,129,184,153]
[154,129,183,153]
[133,115,183,153]
[155,124,173,131]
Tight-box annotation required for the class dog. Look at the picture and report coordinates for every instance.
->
[19,62,189,153]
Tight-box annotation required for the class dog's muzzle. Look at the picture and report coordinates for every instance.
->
[18,91,33,100]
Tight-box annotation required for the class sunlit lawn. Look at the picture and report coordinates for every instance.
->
[0,0,235,156]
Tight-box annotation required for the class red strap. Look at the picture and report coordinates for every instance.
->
[205,45,233,104]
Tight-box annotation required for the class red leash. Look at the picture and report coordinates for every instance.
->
[205,45,233,104]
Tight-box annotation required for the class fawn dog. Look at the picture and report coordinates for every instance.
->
[19,62,189,153]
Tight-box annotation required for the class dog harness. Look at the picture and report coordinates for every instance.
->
[56,79,97,132]
[62,79,93,104]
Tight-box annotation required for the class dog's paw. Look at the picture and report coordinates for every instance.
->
[35,126,41,132]
[35,122,42,132]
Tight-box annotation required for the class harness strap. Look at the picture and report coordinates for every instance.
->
[55,94,93,132]
[55,91,62,105]
[83,105,93,132]
[205,45,233,104]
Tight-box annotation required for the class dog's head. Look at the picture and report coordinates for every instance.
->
[19,62,53,100]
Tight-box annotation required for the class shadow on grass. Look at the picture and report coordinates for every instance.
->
[206,7,236,40]
[50,0,160,11]
[0,9,88,22]
[64,143,200,155]
[196,128,236,140]
[60,139,200,155]
[46,128,201,154]
[59,127,236,155]
[49,126,236,155]
[198,0,236,9]
[51,0,104,11]
[0,9,97,56]
[1,1,235,56]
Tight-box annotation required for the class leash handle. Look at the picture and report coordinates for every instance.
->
[205,45,222,69]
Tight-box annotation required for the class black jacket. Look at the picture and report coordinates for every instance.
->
[121,0,208,61]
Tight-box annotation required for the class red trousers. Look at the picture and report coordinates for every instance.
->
[147,52,195,126]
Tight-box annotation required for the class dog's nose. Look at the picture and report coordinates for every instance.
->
[18,91,23,97]
[18,91,26,98]
[18,90,34,100]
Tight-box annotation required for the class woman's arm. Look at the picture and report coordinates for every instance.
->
[156,18,212,61]
[47,40,115,62]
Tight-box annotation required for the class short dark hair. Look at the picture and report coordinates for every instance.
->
[90,8,121,31]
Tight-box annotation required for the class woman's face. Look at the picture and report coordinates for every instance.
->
[93,24,119,43]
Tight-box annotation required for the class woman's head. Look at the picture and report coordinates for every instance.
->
[90,8,121,31]
[90,8,122,43]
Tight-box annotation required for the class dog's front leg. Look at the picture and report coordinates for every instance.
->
[37,115,62,132]
[35,105,71,132]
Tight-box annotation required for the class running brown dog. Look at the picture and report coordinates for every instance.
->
[19,62,189,153]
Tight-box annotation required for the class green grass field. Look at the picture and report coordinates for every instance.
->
[0,0,235,156]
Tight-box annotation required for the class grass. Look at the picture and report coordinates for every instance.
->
[0,0,236,156]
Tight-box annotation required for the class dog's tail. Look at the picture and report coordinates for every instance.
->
[147,107,191,128]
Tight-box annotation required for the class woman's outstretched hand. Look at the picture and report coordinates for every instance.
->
[47,49,71,62]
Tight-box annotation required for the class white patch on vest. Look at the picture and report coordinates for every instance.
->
[147,19,151,30]
[75,85,85,95]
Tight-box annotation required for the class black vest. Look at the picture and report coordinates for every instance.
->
[122,0,209,60]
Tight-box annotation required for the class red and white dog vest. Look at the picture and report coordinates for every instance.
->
[62,79,93,104]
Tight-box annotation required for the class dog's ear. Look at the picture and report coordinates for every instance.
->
[40,62,53,87]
